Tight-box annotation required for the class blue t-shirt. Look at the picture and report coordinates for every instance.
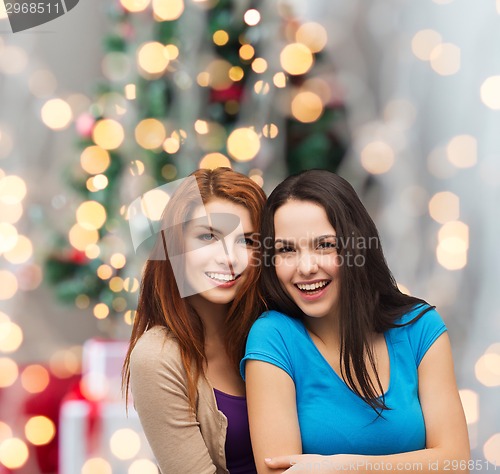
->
[240,306,447,455]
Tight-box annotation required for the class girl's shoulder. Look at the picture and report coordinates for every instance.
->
[130,326,182,370]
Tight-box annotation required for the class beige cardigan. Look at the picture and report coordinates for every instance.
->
[129,326,229,474]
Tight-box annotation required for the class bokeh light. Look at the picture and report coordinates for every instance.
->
[76,201,107,231]
[429,43,461,76]
[25,416,56,446]
[92,119,125,150]
[0,357,18,387]
[41,99,73,130]
[0,271,18,300]
[0,321,23,353]
[360,141,395,175]
[244,9,260,26]
[227,127,260,162]
[109,429,141,460]
[81,457,112,474]
[80,146,111,175]
[135,118,167,149]
[68,224,99,252]
[153,0,184,21]
[480,76,500,110]
[428,191,460,223]
[446,135,477,168]
[199,153,231,169]
[21,364,50,393]
[459,389,479,424]
[291,91,323,123]
[120,0,150,12]
[280,43,314,75]
[0,438,29,469]
[411,29,442,61]
[128,459,159,474]
[137,42,169,76]
[296,22,328,53]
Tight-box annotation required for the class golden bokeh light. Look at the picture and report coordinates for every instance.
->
[280,43,314,75]
[125,83,136,100]
[206,59,233,90]
[165,44,179,60]
[197,71,210,87]
[227,127,260,162]
[80,146,111,175]
[360,141,395,175]
[124,310,137,325]
[273,72,287,88]
[50,349,81,379]
[244,9,260,26]
[428,191,459,223]
[296,22,328,53]
[163,137,180,154]
[137,41,169,76]
[75,294,90,309]
[110,253,126,269]
[68,224,99,252]
[430,43,461,76]
[0,222,18,253]
[411,29,442,61]
[436,235,467,270]
[0,271,18,300]
[120,0,150,12]
[41,98,73,130]
[0,420,12,442]
[76,201,107,231]
[110,428,141,460]
[213,30,229,46]
[0,357,18,387]
[97,264,113,280]
[446,135,477,168]
[194,120,209,134]
[254,80,270,95]
[84,244,100,259]
[459,389,479,424]
[81,457,112,474]
[0,437,29,469]
[484,434,500,467]
[480,76,500,110]
[252,58,267,74]
[135,118,166,149]
[21,364,50,394]
[239,44,255,61]
[291,91,323,123]
[128,458,159,474]
[109,277,124,293]
[0,175,27,204]
[153,0,184,21]
[438,221,469,251]
[124,277,140,292]
[262,123,279,139]
[229,66,244,82]
[303,78,331,105]
[129,159,145,176]
[25,416,56,446]
[91,175,109,191]
[199,152,231,169]
[93,303,110,320]
[140,189,170,220]
[92,119,125,150]
[0,201,23,224]
[0,321,23,353]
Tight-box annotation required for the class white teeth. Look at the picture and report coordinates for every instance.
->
[296,281,329,291]
[206,272,236,282]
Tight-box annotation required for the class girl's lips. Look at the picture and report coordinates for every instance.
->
[293,280,331,301]
[204,272,241,288]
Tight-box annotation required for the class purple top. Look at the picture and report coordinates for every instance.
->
[213,389,256,474]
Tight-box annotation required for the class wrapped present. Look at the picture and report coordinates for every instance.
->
[58,338,158,474]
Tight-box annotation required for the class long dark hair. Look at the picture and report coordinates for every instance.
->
[260,169,432,413]
[123,168,266,412]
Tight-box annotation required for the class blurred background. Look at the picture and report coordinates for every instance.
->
[0,0,499,472]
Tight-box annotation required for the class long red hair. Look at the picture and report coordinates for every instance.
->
[122,168,266,411]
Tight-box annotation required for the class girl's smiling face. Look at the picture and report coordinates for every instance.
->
[273,200,341,321]
[181,198,255,304]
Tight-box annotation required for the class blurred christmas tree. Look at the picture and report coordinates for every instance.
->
[44,0,348,323]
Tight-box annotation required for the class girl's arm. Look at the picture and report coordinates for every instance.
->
[265,332,471,473]
[129,330,218,474]
[245,359,303,474]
